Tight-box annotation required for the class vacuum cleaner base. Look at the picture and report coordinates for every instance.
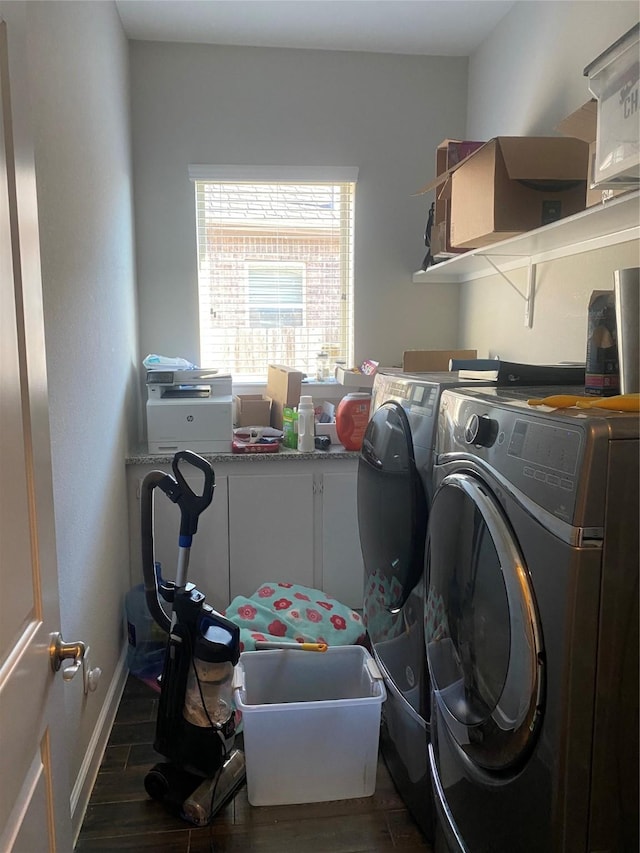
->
[145,748,246,826]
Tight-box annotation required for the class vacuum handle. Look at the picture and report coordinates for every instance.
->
[171,450,215,541]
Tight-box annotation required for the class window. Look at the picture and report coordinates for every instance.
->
[246,262,305,329]
[190,165,357,380]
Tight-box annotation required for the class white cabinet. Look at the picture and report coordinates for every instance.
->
[126,452,364,611]
[227,471,314,599]
[320,471,364,609]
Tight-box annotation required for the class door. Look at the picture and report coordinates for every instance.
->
[425,471,544,773]
[0,8,73,850]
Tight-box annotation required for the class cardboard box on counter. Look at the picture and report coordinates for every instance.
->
[267,365,303,429]
[234,394,272,427]
[402,349,477,372]
[556,100,632,206]
[420,136,590,249]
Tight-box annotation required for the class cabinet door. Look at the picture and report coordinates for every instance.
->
[228,472,314,600]
[149,475,230,612]
[321,470,364,609]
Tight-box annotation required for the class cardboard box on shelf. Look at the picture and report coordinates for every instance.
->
[266,365,303,429]
[420,137,590,250]
[557,100,632,206]
[402,349,477,373]
[234,394,272,427]
[584,23,639,188]
[417,139,484,256]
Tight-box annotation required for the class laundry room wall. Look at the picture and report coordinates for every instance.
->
[23,0,138,834]
[456,1,639,363]
[129,42,468,395]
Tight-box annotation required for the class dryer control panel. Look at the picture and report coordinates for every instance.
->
[435,388,631,533]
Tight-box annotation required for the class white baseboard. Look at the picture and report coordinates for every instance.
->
[70,644,129,846]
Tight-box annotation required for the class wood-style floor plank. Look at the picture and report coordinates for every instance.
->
[75,829,190,852]
[76,676,432,853]
[189,810,394,853]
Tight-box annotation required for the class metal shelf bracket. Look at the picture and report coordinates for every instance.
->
[483,255,536,328]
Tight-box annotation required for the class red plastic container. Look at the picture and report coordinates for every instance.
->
[335,393,372,451]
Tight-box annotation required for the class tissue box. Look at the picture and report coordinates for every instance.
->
[234,395,272,427]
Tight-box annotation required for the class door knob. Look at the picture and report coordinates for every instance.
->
[49,632,102,693]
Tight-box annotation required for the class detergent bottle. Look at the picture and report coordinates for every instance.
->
[335,393,372,451]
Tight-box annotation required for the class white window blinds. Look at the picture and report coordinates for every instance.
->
[190,166,357,380]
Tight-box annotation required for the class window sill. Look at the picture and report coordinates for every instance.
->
[232,379,347,399]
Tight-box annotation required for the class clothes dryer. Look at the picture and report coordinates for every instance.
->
[357,370,495,838]
[425,386,639,853]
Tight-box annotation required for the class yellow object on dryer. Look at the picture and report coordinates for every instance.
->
[575,394,640,412]
[528,393,640,412]
[527,394,587,408]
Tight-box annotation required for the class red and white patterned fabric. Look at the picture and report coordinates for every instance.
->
[225,582,366,652]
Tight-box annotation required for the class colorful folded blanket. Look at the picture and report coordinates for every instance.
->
[224,582,366,651]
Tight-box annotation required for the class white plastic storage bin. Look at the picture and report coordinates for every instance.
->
[584,23,640,187]
[233,645,386,806]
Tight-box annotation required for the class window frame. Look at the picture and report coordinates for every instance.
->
[189,165,358,380]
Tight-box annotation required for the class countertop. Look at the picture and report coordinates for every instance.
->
[126,444,359,465]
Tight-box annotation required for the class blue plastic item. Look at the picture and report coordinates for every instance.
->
[126,563,166,687]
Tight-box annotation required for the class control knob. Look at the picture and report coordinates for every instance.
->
[464,413,497,447]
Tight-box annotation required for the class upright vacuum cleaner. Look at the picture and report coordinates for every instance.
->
[140,450,245,825]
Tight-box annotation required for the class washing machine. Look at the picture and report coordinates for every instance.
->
[357,370,496,838]
[425,386,639,853]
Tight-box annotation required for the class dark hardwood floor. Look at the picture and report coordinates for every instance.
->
[76,674,432,852]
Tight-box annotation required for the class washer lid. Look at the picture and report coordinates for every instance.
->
[426,471,544,772]
[358,401,427,615]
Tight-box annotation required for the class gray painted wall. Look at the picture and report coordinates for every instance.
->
[129,42,468,403]
[25,0,138,809]
[458,1,639,363]
[467,1,639,138]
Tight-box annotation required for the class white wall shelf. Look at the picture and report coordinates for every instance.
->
[412,190,639,285]
[412,190,639,327]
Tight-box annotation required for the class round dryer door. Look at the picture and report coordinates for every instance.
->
[425,472,544,773]
[358,402,427,625]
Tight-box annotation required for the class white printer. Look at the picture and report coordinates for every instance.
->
[146,368,233,454]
